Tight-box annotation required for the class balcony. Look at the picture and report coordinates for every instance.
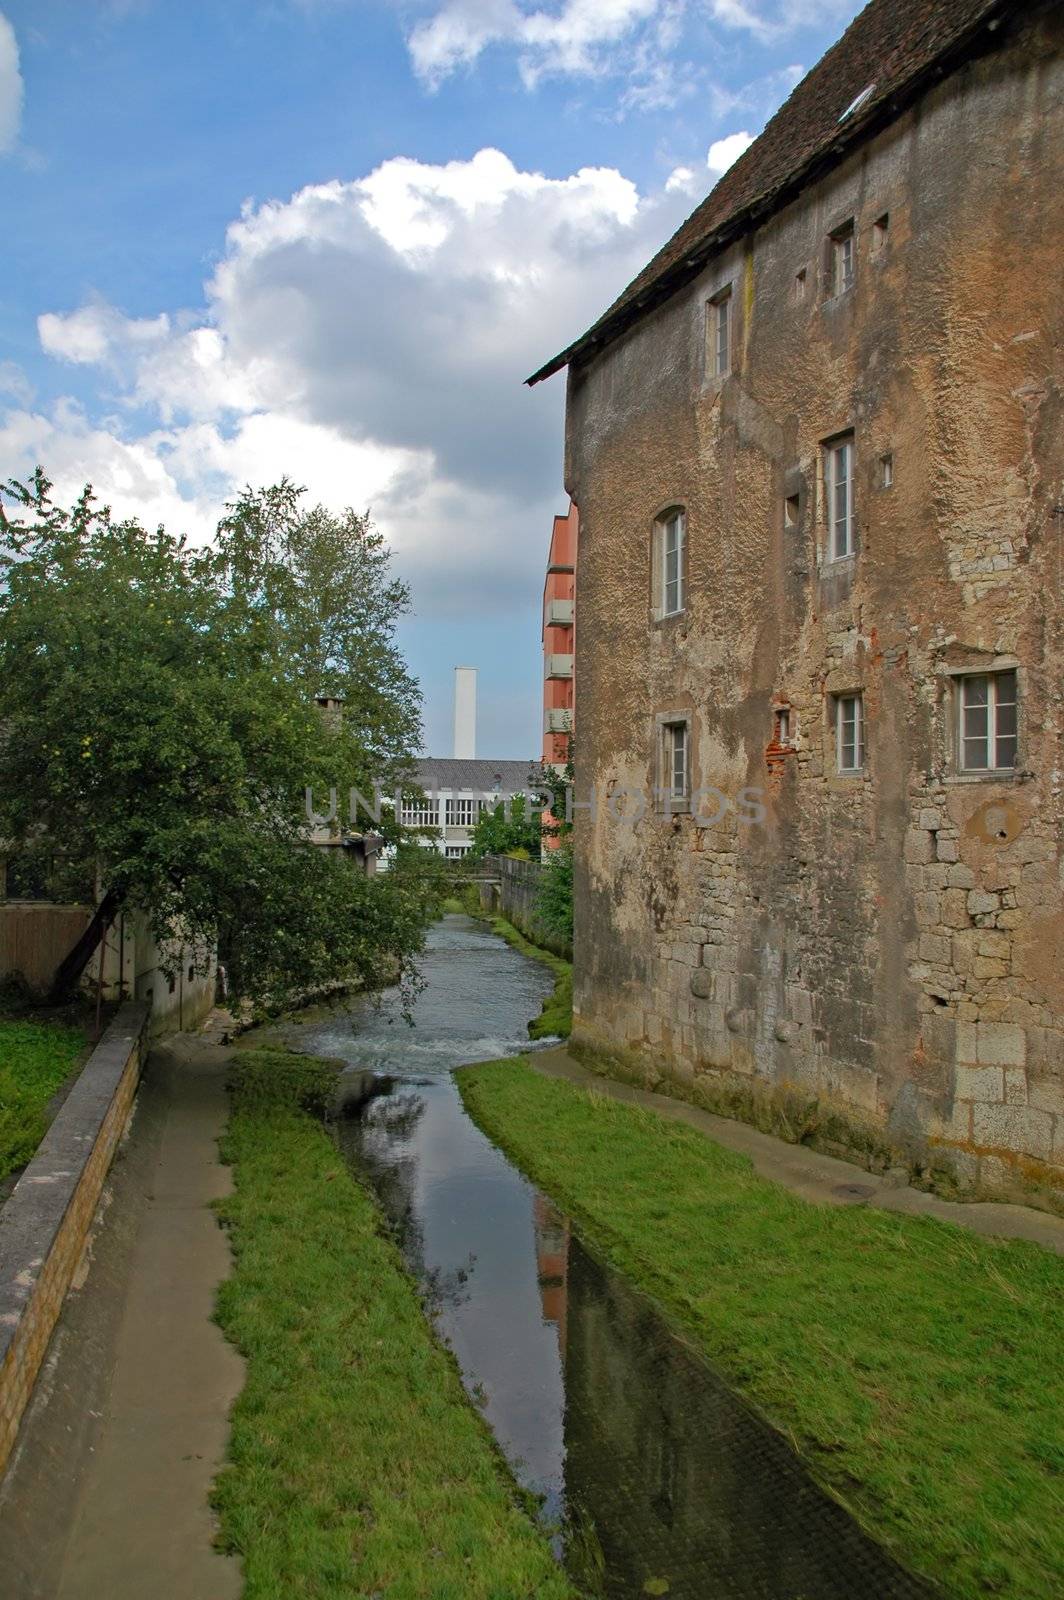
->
[545,598,573,626]
[544,708,572,734]
[546,654,574,680]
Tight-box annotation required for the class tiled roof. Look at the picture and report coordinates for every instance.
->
[528,0,1013,385]
[414,757,538,794]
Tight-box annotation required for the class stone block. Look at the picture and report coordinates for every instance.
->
[973,958,1009,980]
[977,1021,1026,1066]
[954,1063,1003,1103]
[940,889,970,930]
[972,1103,1054,1162]
[956,1021,979,1063]
[967,890,999,917]
[919,933,951,965]
[690,969,713,999]
[1003,1067,1028,1106]
[918,808,943,830]
[936,838,959,863]
[977,932,1011,960]
[946,864,975,889]
[903,829,935,865]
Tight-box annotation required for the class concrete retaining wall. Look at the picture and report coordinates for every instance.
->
[0,1003,150,1478]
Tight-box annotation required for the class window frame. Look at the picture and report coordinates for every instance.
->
[708,285,732,379]
[655,711,693,810]
[956,670,1018,775]
[830,220,856,297]
[665,721,689,802]
[653,507,687,621]
[823,435,855,561]
[834,692,865,774]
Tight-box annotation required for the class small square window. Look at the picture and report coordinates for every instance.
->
[823,435,855,559]
[708,287,732,378]
[957,671,1017,773]
[663,721,689,802]
[879,453,894,489]
[831,221,855,296]
[835,693,865,773]
[784,493,800,528]
[775,706,794,746]
[794,268,807,302]
[872,213,889,254]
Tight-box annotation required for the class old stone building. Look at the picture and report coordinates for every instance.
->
[530,0,1064,1205]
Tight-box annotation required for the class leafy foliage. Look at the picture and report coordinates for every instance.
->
[468,792,542,861]
[536,837,573,948]
[0,470,437,1006]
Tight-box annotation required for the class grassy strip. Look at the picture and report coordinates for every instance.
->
[484,916,572,1039]
[0,1017,87,1181]
[213,1049,576,1600]
[456,1059,1064,1600]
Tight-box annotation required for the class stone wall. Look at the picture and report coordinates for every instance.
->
[564,5,1064,1206]
[0,1004,150,1477]
[479,854,571,958]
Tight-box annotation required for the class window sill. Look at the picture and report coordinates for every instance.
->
[820,552,858,571]
[944,770,1021,786]
[651,609,688,630]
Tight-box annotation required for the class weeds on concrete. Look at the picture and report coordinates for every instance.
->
[213,1048,574,1600]
[457,1059,1064,1600]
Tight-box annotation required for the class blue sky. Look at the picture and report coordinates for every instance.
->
[0,0,861,757]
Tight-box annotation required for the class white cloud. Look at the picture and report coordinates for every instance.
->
[408,0,659,89]
[706,130,753,175]
[405,0,856,91]
[0,12,23,155]
[7,147,697,621]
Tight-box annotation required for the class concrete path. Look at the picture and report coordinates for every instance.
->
[0,1035,244,1599]
[532,1046,1064,1255]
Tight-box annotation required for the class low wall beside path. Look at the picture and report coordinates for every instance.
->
[478,854,571,959]
[0,1002,150,1479]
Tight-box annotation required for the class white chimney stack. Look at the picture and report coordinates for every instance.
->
[453,667,477,760]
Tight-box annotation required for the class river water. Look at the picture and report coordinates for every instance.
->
[276,914,935,1599]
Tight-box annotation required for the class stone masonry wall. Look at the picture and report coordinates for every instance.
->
[563,5,1064,1207]
[0,1004,149,1477]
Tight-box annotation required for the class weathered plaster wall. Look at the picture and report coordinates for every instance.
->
[565,6,1064,1205]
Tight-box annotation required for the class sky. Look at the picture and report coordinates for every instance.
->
[0,0,862,759]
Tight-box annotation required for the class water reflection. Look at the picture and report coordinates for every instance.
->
[285,916,935,1599]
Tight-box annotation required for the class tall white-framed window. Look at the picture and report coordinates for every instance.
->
[831,220,855,296]
[835,693,864,772]
[663,721,688,802]
[824,436,854,560]
[709,286,732,378]
[660,509,686,617]
[958,670,1017,772]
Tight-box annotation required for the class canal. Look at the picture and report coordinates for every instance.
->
[275,913,935,1599]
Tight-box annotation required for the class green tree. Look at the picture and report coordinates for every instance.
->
[468,791,542,861]
[536,837,573,949]
[0,470,437,1007]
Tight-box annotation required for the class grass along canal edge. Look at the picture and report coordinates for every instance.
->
[456,1058,1064,1600]
[212,1048,576,1600]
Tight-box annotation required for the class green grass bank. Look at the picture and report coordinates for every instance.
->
[213,1048,575,1600]
[457,1059,1064,1600]
[0,1016,87,1182]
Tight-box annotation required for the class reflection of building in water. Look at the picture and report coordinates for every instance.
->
[560,1233,933,1600]
[532,1195,569,1357]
